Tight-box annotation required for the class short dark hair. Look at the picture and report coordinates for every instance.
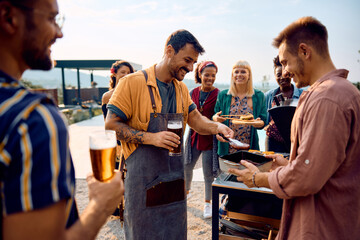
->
[3,0,36,7]
[4,0,38,29]
[272,16,329,57]
[165,29,205,55]
[273,55,281,69]
[1,0,34,3]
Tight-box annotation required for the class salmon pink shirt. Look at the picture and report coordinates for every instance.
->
[268,69,360,239]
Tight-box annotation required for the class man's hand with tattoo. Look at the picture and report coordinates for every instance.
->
[105,110,181,151]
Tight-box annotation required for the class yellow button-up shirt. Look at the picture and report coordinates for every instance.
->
[109,64,194,159]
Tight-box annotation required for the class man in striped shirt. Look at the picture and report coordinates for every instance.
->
[0,0,124,239]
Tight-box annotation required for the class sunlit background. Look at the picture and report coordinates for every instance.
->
[48,0,360,87]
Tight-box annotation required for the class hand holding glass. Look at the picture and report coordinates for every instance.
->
[89,130,116,181]
[167,118,183,156]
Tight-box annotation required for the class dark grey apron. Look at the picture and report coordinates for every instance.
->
[124,71,186,240]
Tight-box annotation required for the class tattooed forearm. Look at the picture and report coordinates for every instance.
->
[106,110,147,144]
[116,124,145,144]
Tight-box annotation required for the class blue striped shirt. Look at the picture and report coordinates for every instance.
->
[0,70,78,228]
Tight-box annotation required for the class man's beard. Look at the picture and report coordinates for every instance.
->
[280,81,292,91]
[174,67,189,81]
[294,57,307,88]
[22,40,53,71]
[22,15,53,71]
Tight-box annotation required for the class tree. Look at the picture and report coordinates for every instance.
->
[355,50,360,91]
[20,78,43,89]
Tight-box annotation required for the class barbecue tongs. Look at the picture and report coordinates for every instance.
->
[218,133,250,149]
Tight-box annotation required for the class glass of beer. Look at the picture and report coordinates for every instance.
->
[167,116,183,156]
[89,130,116,181]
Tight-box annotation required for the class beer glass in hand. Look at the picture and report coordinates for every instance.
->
[89,130,116,181]
[167,116,183,156]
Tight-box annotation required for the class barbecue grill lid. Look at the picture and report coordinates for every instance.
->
[268,105,297,153]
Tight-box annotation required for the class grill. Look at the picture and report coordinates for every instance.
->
[212,149,287,240]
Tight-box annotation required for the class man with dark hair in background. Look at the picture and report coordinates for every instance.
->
[0,0,124,239]
[106,29,233,239]
[229,16,360,239]
[264,55,303,152]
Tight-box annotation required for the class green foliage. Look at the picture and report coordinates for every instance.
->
[20,78,43,89]
[353,82,360,91]
[61,105,102,125]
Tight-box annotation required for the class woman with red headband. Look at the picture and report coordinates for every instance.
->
[184,60,220,219]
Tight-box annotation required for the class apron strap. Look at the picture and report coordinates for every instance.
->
[142,70,157,118]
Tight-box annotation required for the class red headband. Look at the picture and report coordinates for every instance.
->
[198,61,218,74]
[110,68,116,74]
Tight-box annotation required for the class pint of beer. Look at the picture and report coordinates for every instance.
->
[89,130,116,181]
[167,118,183,156]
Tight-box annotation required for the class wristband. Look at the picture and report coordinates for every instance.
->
[252,171,259,188]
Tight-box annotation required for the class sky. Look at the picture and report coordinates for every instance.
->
[52,0,360,86]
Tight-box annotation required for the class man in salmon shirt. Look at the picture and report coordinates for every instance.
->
[229,16,360,239]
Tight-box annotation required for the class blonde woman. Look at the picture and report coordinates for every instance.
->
[213,60,266,155]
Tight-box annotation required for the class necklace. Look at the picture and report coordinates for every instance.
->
[199,90,211,113]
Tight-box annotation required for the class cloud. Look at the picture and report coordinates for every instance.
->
[60,1,120,18]
[125,1,159,13]
[208,1,234,15]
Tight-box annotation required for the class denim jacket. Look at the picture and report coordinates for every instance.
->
[264,85,303,125]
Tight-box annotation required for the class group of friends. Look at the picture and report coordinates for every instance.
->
[99,42,300,223]
[1,0,359,239]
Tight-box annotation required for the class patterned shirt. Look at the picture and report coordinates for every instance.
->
[0,70,78,229]
[228,96,252,153]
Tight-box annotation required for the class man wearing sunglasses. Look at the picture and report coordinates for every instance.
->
[0,0,124,239]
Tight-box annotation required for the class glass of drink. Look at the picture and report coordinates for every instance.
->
[167,116,183,156]
[89,130,116,181]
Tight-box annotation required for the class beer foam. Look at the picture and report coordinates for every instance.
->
[89,141,116,150]
[89,131,117,150]
[167,121,182,129]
